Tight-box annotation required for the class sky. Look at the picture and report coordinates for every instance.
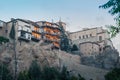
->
[0,0,120,53]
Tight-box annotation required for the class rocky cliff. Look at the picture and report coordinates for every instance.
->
[0,41,108,80]
[81,47,120,70]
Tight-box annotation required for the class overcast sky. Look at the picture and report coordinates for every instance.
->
[0,0,119,53]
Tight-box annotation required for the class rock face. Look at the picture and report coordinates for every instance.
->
[81,47,120,70]
[0,42,108,80]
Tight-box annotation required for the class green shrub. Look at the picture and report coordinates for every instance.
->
[28,60,42,80]
[71,44,78,51]
[0,36,9,44]
[17,60,86,80]
[0,63,13,80]
[18,71,30,80]
[105,68,120,80]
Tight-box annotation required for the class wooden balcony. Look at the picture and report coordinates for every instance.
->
[31,36,40,42]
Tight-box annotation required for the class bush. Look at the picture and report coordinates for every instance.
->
[105,68,120,80]
[0,36,9,44]
[42,66,60,80]
[71,44,78,51]
[17,60,86,80]
[0,63,13,80]
[18,71,30,80]
[28,60,42,80]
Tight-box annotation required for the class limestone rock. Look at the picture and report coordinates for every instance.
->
[0,42,108,80]
[81,47,120,70]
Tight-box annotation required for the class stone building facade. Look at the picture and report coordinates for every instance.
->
[0,20,7,37]
[79,42,101,56]
[0,18,63,48]
[69,27,114,55]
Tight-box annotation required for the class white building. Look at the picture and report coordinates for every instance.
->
[7,19,34,41]
[69,27,114,55]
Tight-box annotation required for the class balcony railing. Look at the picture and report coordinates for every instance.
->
[31,36,40,42]
[32,30,42,34]
[18,36,31,42]
[44,31,60,36]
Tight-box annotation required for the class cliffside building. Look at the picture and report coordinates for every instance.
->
[69,27,114,55]
[36,21,61,48]
[0,18,63,48]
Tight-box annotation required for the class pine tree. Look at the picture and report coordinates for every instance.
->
[9,21,15,39]
[0,63,13,80]
[9,20,17,80]
[59,22,71,52]
[105,68,120,80]
[28,60,42,80]
[18,71,30,80]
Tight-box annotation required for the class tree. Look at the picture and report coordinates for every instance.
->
[105,68,120,80]
[0,63,13,80]
[0,36,9,44]
[99,0,120,16]
[9,21,16,40]
[18,71,30,80]
[9,20,17,80]
[60,66,70,80]
[17,60,86,80]
[28,60,42,80]
[99,0,120,38]
[42,66,60,80]
[71,44,78,51]
[59,22,71,52]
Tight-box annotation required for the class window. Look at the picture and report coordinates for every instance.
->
[5,30,8,33]
[99,36,102,41]
[79,36,81,39]
[0,21,3,27]
[90,34,92,37]
[83,35,85,39]
[28,34,31,39]
[86,35,88,38]
[21,31,26,38]
[27,29,29,32]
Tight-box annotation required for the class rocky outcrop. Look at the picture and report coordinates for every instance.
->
[81,47,120,70]
[0,42,108,80]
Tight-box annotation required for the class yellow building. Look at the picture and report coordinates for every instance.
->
[36,21,61,48]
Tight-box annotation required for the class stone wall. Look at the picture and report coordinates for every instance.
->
[81,47,120,70]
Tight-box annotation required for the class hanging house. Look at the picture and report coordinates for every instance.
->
[4,19,62,48]
[36,21,61,48]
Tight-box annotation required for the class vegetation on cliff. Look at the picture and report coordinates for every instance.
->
[18,60,85,80]
[59,22,71,52]
[105,68,120,80]
[0,60,85,80]
[0,36,9,44]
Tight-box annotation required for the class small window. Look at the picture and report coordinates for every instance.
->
[83,35,85,39]
[5,30,8,33]
[21,26,23,30]
[99,36,102,41]
[79,36,81,39]
[28,34,31,39]
[86,35,88,38]
[90,34,92,37]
